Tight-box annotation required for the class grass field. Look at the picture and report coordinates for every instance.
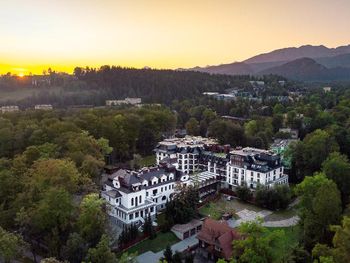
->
[126,232,179,255]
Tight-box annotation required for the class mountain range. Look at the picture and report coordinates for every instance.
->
[188,45,350,81]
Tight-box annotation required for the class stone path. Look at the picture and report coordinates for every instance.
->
[262,216,300,227]
[136,235,198,263]
[227,208,299,228]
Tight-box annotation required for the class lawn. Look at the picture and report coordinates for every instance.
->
[199,202,224,220]
[126,232,179,255]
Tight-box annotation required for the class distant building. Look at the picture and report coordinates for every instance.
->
[323,87,332,93]
[154,136,218,174]
[278,80,286,86]
[34,104,53,110]
[278,128,299,139]
[270,139,298,168]
[203,92,219,96]
[249,80,265,87]
[106,97,141,106]
[106,100,128,106]
[197,218,241,261]
[1,105,19,113]
[125,97,142,105]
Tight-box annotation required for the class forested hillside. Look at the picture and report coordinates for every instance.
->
[0,67,268,107]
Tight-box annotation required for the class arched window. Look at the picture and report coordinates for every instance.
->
[139,195,142,203]
[131,197,134,206]
[162,196,167,201]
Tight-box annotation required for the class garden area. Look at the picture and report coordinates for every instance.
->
[199,195,298,222]
[126,231,179,255]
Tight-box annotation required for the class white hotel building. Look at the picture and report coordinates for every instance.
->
[102,164,189,226]
[102,136,288,226]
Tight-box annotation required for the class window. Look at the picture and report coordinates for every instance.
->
[139,195,142,203]
[153,189,157,195]
[161,187,163,192]
[135,212,139,218]
[165,186,167,191]
[131,198,134,206]
[129,214,133,220]
[150,207,154,212]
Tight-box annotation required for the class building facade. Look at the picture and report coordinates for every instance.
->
[102,163,189,226]
[103,136,288,226]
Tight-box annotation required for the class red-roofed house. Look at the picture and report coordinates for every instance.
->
[196,218,241,261]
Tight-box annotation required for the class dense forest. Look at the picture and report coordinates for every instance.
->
[0,67,290,108]
[1,68,350,262]
[0,106,175,262]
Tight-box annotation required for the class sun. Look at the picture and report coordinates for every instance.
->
[18,72,24,78]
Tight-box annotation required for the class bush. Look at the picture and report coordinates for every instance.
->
[236,183,253,201]
[255,185,291,210]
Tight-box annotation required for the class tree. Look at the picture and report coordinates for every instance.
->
[62,232,87,263]
[236,183,252,202]
[173,251,182,263]
[143,214,156,239]
[118,252,138,263]
[244,120,259,137]
[232,220,286,263]
[86,235,116,263]
[289,130,339,182]
[164,185,199,225]
[31,188,74,257]
[322,152,350,207]
[185,118,200,136]
[312,216,350,263]
[163,245,173,263]
[25,159,80,199]
[296,173,342,249]
[255,185,291,210]
[0,227,26,263]
[77,194,107,247]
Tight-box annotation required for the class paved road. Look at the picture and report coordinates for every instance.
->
[136,235,198,263]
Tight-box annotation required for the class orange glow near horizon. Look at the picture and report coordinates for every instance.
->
[1,0,350,75]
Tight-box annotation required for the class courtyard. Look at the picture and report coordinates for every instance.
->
[199,195,299,227]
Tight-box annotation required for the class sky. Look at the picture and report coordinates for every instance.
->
[1,0,350,75]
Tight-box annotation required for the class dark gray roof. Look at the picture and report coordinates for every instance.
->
[106,190,122,198]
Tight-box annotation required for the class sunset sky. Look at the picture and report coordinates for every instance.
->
[1,0,350,75]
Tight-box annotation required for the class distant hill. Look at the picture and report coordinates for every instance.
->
[187,44,350,81]
[189,62,254,75]
[315,53,350,68]
[244,44,350,64]
[259,57,350,81]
